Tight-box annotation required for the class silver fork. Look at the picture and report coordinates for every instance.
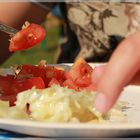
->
[0,23,18,35]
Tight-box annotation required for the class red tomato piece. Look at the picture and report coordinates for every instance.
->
[10,77,45,105]
[18,65,66,87]
[0,75,45,106]
[81,84,96,91]
[46,68,66,85]
[18,64,46,77]
[0,75,15,96]
[22,77,45,90]
[48,78,61,87]
[62,79,79,91]
[67,58,93,87]
[18,64,48,86]
[0,94,17,106]
[0,75,19,106]
[9,23,46,52]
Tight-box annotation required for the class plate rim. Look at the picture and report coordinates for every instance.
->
[0,118,140,130]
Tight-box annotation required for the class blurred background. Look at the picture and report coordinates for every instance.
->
[1,10,63,68]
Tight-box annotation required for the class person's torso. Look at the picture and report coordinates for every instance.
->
[66,2,140,61]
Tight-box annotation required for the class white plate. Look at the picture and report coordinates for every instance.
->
[0,64,140,137]
[0,86,140,138]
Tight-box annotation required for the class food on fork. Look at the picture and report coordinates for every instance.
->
[9,22,46,52]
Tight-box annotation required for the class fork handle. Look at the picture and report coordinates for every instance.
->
[0,23,18,35]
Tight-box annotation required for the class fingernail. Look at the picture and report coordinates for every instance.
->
[95,93,107,113]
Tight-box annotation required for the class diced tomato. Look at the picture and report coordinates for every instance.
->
[48,78,60,87]
[13,77,45,92]
[46,68,66,85]
[0,94,17,106]
[0,75,45,106]
[0,75,19,106]
[18,65,66,87]
[18,64,48,86]
[62,79,79,91]
[11,77,45,105]
[9,23,46,52]
[21,77,45,90]
[18,64,46,78]
[67,58,93,87]
[81,84,96,91]
[0,75,15,96]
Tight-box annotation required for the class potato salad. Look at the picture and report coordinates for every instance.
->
[0,85,126,123]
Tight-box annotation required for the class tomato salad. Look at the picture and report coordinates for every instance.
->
[0,58,96,106]
[0,23,96,106]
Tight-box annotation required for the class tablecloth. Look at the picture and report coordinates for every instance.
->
[0,129,140,140]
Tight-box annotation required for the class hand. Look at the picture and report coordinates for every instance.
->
[92,30,140,113]
[0,3,47,64]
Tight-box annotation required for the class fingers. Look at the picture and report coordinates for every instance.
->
[94,31,140,113]
[92,65,106,87]
[92,66,140,86]
[92,65,140,115]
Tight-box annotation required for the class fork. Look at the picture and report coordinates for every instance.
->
[0,23,18,35]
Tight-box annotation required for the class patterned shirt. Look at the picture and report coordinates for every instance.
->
[65,1,140,62]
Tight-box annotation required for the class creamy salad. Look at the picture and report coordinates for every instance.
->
[0,85,127,123]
